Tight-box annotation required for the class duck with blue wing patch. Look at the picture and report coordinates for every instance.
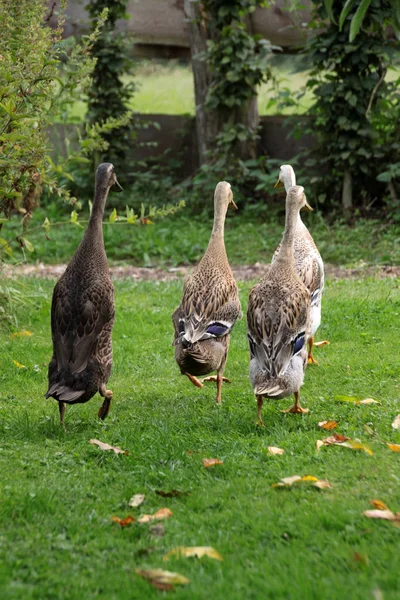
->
[46,163,122,426]
[247,185,312,425]
[274,165,329,364]
[172,181,242,404]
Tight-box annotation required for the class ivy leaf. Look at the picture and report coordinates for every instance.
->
[349,0,372,42]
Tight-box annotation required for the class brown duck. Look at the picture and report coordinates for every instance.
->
[172,181,242,403]
[247,186,312,425]
[46,163,122,425]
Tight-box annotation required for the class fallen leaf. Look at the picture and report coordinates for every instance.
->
[363,509,399,521]
[272,475,329,489]
[335,394,380,406]
[314,340,330,347]
[318,420,338,430]
[316,440,324,451]
[313,479,332,489]
[202,458,223,468]
[334,395,358,403]
[387,443,400,452]
[371,500,390,511]
[323,433,350,443]
[357,398,380,405]
[352,551,368,565]
[88,439,128,455]
[267,446,285,455]
[392,414,400,429]
[320,434,373,455]
[163,546,223,562]
[111,515,135,527]
[155,489,190,498]
[273,475,302,487]
[149,523,165,538]
[136,568,189,591]
[11,330,32,338]
[13,359,26,369]
[129,494,145,508]
[138,508,173,524]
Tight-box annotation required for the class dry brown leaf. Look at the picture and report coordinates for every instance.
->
[149,523,165,538]
[89,439,128,455]
[391,414,400,430]
[323,433,350,443]
[129,494,145,508]
[138,508,173,524]
[111,515,135,527]
[363,509,399,521]
[267,446,285,455]
[371,499,390,511]
[136,568,189,591]
[11,330,32,338]
[320,434,373,455]
[155,489,190,498]
[272,475,330,489]
[318,420,338,430]
[163,546,223,562]
[357,398,380,405]
[202,458,223,468]
[353,551,369,565]
[387,443,400,452]
[313,479,332,489]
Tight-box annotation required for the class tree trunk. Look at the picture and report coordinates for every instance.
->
[342,170,353,215]
[184,0,259,165]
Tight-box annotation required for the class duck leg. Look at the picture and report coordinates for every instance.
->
[185,373,204,388]
[98,383,113,420]
[281,390,309,414]
[58,401,66,427]
[307,337,330,364]
[257,395,264,427]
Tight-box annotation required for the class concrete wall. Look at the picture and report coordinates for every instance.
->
[50,114,313,177]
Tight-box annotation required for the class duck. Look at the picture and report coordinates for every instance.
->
[274,164,328,364]
[172,181,242,404]
[247,185,312,425]
[46,163,122,425]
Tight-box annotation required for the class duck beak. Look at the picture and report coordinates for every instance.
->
[303,200,313,212]
[112,178,123,193]
[274,178,284,189]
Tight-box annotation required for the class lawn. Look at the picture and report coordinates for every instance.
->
[5,204,400,267]
[0,276,400,599]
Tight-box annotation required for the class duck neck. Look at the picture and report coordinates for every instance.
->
[87,182,109,233]
[211,198,227,239]
[278,201,298,263]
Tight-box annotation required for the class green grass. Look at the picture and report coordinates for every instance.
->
[6,205,400,267]
[0,276,400,599]
[68,57,314,120]
[68,58,400,120]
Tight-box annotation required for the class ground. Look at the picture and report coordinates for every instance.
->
[0,274,399,599]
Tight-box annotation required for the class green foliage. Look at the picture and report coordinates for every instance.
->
[297,0,399,209]
[1,276,400,597]
[338,0,400,41]
[185,0,276,206]
[86,0,136,164]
